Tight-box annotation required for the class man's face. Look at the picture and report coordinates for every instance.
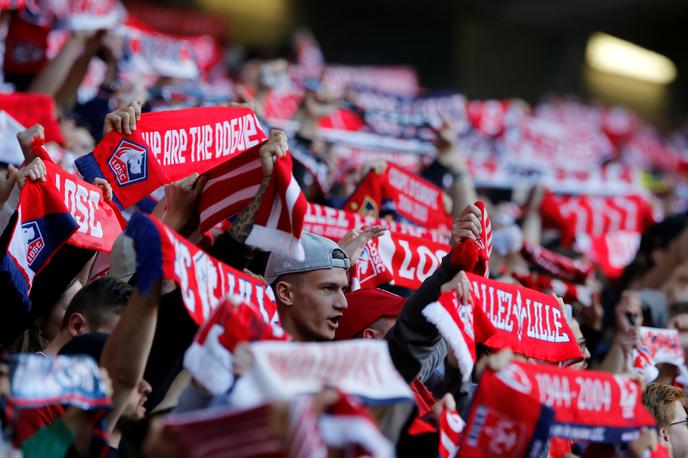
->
[281,268,349,341]
[121,379,152,421]
[668,400,688,457]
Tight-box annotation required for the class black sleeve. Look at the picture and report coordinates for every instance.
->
[206,232,255,271]
[385,252,461,383]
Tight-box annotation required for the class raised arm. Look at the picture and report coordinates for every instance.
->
[386,204,481,382]
[208,129,288,269]
[100,280,161,438]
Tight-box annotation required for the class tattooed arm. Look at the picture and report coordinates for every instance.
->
[231,129,288,242]
[230,175,272,242]
[208,130,288,268]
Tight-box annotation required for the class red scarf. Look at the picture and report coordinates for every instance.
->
[319,392,394,458]
[120,18,200,80]
[520,240,592,284]
[350,229,450,290]
[494,362,656,443]
[32,139,124,252]
[512,272,593,308]
[0,93,63,144]
[639,326,685,368]
[184,297,289,395]
[0,135,120,308]
[468,273,583,363]
[162,398,328,458]
[439,407,465,458]
[76,106,266,209]
[199,150,308,260]
[124,212,277,325]
[304,203,449,243]
[450,200,492,277]
[460,364,554,458]
[539,190,654,246]
[579,230,641,280]
[344,164,452,229]
[228,340,413,408]
[1,170,78,305]
[467,99,512,137]
[422,290,496,381]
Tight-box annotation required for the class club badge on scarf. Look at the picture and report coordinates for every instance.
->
[1,173,78,306]
[0,93,64,145]
[345,164,452,229]
[495,362,656,443]
[198,148,308,260]
[3,354,111,419]
[460,364,554,458]
[228,340,413,409]
[439,407,465,458]
[422,290,496,381]
[304,203,449,243]
[351,230,450,290]
[32,138,124,252]
[467,273,583,363]
[184,297,290,395]
[76,106,267,209]
[124,212,277,325]
[319,392,395,458]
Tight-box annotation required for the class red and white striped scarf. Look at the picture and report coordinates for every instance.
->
[422,290,496,381]
[319,392,394,458]
[198,150,308,260]
[184,297,289,395]
[520,240,592,284]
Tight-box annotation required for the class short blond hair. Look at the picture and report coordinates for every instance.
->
[643,382,688,429]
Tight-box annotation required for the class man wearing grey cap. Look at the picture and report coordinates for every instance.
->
[264,232,351,341]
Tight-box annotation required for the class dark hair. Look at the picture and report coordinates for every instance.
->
[61,277,132,331]
[620,213,688,288]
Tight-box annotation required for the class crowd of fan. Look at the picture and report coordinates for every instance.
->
[2,2,688,458]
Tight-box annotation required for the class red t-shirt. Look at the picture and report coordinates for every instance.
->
[13,404,65,446]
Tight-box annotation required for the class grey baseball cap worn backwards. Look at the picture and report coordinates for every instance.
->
[264,232,350,285]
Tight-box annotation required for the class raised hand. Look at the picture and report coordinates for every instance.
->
[103,100,143,136]
[16,124,44,162]
[337,226,388,265]
[451,203,482,245]
[259,129,289,178]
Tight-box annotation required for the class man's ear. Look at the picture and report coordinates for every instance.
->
[68,312,88,337]
[362,328,378,339]
[275,280,294,307]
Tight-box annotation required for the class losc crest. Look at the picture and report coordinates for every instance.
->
[22,221,45,268]
[108,139,148,186]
